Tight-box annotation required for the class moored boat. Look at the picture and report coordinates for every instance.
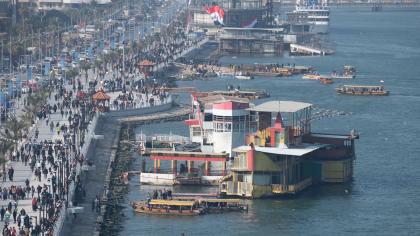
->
[302,73,321,80]
[235,75,254,80]
[335,85,389,96]
[131,200,204,216]
[330,65,356,79]
[319,77,333,84]
[199,199,248,213]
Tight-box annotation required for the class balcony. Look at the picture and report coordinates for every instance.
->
[231,158,248,171]
[220,181,253,197]
[271,177,312,194]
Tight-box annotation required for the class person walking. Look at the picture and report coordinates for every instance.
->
[0,206,5,221]
[12,208,16,223]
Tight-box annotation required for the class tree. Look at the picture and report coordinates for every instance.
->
[0,138,14,175]
[65,68,79,80]
[80,60,91,82]
[23,89,49,123]
[0,116,29,173]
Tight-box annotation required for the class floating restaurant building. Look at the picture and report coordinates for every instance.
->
[140,96,358,194]
[140,94,256,186]
[219,101,359,198]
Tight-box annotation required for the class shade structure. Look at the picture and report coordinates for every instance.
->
[92,89,111,101]
[138,59,155,67]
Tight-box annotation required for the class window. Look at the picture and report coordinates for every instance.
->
[192,127,201,137]
[204,113,212,121]
[224,123,232,132]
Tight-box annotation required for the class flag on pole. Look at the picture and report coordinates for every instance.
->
[44,62,50,76]
[99,39,104,52]
[205,5,225,26]
[0,91,5,107]
[87,46,93,59]
[111,37,115,49]
[8,80,13,98]
[27,67,32,81]
[16,74,21,91]
[130,30,134,43]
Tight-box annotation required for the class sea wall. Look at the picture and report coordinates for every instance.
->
[58,101,177,236]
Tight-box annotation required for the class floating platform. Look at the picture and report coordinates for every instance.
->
[290,43,335,56]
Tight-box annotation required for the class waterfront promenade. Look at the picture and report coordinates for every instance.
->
[0,75,99,235]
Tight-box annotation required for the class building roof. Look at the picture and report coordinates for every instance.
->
[149,200,196,206]
[138,59,155,66]
[233,143,326,157]
[92,89,111,100]
[198,94,249,107]
[247,100,312,113]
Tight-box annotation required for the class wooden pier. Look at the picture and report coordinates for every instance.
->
[118,105,191,124]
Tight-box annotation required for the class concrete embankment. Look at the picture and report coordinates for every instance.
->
[58,103,190,236]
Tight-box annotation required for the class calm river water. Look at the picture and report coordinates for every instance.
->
[120,7,420,236]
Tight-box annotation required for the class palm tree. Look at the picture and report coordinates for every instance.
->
[80,60,91,82]
[0,116,29,174]
[0,137,14,175]
[23,89,49,123]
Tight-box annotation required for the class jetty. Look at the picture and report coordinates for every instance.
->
[118,105,191,124]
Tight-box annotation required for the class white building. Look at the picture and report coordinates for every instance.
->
[185,94,257,157]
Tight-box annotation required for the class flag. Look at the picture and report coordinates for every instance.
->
[16,74,21,91]
[111,37,115,49]
[87,47,93,59]
[242,16,257,28]
[8,80,13,98]
[27,67,32,81]
[99,39,104,52]
[60,57,65,68]
[130,30,134,43]
[205,5,225,26]
[0,91,4,107]
[44,62,50,76]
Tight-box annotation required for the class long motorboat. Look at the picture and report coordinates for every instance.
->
[336,85,389,96]
[131,199,204,216]
[198,199,248,213]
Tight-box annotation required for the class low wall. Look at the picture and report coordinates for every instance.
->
[54,115,99,236]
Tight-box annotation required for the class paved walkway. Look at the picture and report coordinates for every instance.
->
[0,87,79,232]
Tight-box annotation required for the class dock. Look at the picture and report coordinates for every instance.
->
[290,43,335,56]
[118,105,191,124]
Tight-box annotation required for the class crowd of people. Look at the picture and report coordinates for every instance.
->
[1,72,95,235]
[0,1,202,235]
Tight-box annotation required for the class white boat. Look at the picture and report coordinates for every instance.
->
[294,2,330,34]
[235,75,254,80]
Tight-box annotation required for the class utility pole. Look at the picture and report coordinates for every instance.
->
[9,34,12,75]
[39,29,41,62]
[1,40,3,73]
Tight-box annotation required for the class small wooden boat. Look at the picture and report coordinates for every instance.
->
[330,65,356,79]
[131,200,204,216]
[199,199,248,213]
[335,85,389,96]
[319,77,333,84]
